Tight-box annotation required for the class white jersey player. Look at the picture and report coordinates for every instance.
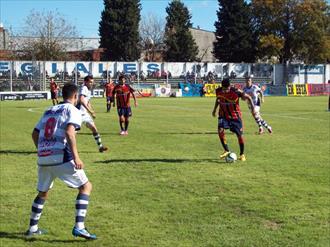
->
[26,83,97,240]
[77,75,108,152]
[243,76,272,134]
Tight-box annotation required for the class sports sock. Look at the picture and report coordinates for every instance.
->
[29,196,45,232]
[107,103,111,112]
[261,119,269,128]
[124,121,129,131]
[119,121,124,131]
[237,135,244,155]
[93,132,103,148]
[254,117,263,128]
[75,194,89,230]
[218,131,229,152]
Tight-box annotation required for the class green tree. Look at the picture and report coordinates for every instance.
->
[164,0,198,62]
[99,0,141,61]
[252,0,329,63]
[213,0,256,62]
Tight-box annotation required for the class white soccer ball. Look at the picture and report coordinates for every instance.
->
[184,86,189,92]
[225,152,237,163]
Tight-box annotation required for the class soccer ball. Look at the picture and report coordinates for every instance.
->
[184,86,189,92]
[225,152,237,163]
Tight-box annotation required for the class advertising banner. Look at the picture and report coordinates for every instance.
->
[166,62,185,77]
[179,83,203,97]
[204,83,220,97]
[0,91,50,101]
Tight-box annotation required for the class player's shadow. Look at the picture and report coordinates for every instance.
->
[159,131,217,135]
[97,158,222,164]
[0,231,77,243]
[78,132,116,136]
[0,150,36,155]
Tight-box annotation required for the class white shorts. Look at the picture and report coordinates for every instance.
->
[81,112,94,126]
[249,105,261,118]
[37,160,88,192]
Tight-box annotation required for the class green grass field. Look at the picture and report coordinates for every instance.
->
[0,96,329,247]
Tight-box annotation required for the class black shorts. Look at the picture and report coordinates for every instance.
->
[106,96,114,103]
[117,107,132,118]
[218,117,243,135]
[51,91,58,99]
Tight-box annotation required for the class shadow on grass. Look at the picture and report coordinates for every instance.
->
[0,150,36,155]
[97,158,223,164]
[0,231,79,243]
[78,132,116,136]
[158,131,218,135]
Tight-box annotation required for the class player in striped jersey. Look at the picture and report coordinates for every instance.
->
[104,79,115,113]
[77,75,108,152]
[212,78,255,161]
[112,75,137,135]
[243,76,272,134]
[25,83,97,240]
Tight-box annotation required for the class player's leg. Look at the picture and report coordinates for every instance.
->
[57,161,96,240]
[51,92,56,106]
[106,97,111,112]
[230,120,246,161]
[26,166,53,236]
[124,107,132,135]
[218,118,230,158]
[256,106,272,134]
[85,118,108,152]
[117,108,125,135]
[252,106,264,134]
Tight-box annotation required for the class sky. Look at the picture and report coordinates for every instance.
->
[0,0,219,37]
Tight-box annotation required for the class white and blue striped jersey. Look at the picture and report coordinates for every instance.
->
[77,85,91,114]
[35,103,82,166]
[243,85,262,106]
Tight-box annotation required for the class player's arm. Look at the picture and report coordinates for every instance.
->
[79,95,96,118]
[258,89,264,103]
[131,88,138,107]
[112,89,116,107]
[32,128,39,148]
[241,92,256,115]
[212,98,219,117]
[66,124,84,169]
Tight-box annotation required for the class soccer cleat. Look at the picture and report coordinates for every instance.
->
[220,151,230,159]
[99,146,108,153]
[267,126,273,134]
[25,228,47,237]
[258,127,264,135]
[72,227,97,240]
[124,131,128,135]
[239,154,246,161]
[120,131,125,135]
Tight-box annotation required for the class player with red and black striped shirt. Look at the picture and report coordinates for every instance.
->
[212,78,255,161]
[104,79,115,113]
[112,75,137,135]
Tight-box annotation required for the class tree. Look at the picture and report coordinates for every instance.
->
[163,0,198,62]
[213,0,256,62]
[14,10,79,60]
[99,0,141,61]
[252,0,330,63]
[139,13,165,61]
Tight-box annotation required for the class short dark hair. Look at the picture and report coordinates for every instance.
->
[118,74,125,81]
[62,83,78,99]
[221,78,230,87]
[84,75,93,82]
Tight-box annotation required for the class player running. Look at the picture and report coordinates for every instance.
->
[243,76,272,134]
[104,79,115,113]
[112,75,137,135]
[50,78,59,105]
[77,75,108,152]
[25,83,97,240]
[212,78,255,161]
